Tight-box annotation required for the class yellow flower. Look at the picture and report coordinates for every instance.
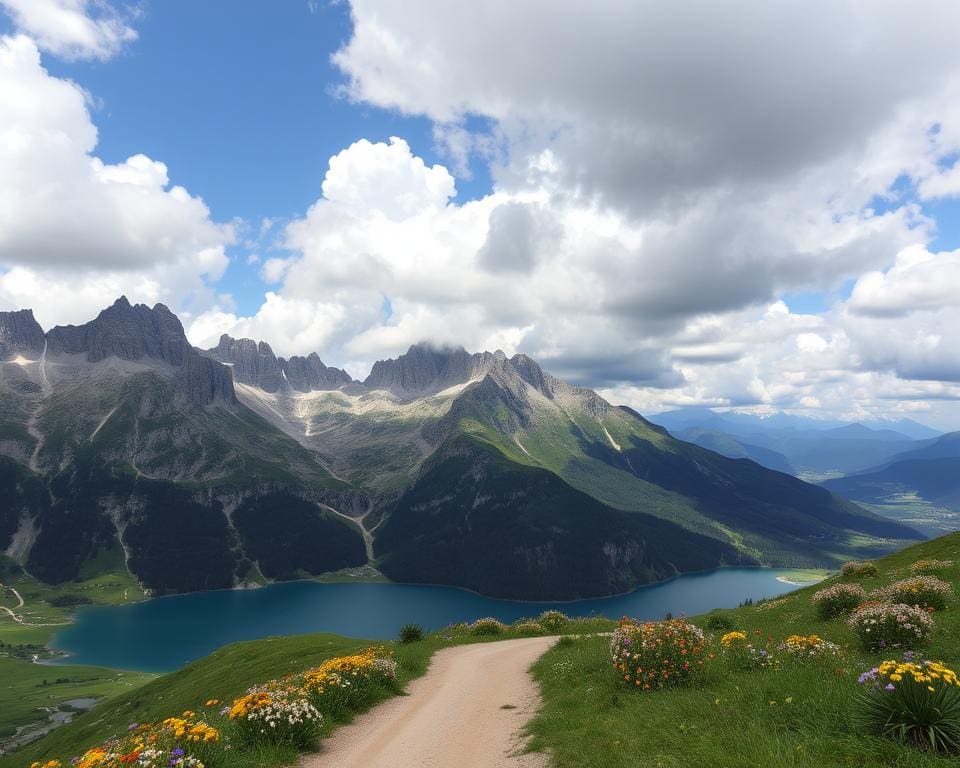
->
[720,631,747,647]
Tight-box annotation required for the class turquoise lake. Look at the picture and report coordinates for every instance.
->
[51,568,813,672]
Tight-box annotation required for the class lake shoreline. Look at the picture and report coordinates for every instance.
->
[49,567,818,673]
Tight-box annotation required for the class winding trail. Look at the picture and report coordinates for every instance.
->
[0,583,25,623]
[301,636,555,768]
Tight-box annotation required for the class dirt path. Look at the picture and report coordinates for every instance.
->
[0,583,25,623]
[300,636,555,768]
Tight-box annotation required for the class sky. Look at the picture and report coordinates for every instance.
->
[2,1,960,429]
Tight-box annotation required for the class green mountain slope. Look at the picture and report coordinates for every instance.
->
[0,301,368,594]
[375,435,744,599]
[432,368,918,572]
[0,301,924,601]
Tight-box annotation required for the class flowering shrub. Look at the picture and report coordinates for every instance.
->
[372,657,399,683]
[41,648,400,768]
[847,603,935,651]
[70,714,223,768]
[910,559,954,574]
[777,634,841,660]
[610,618,707,690]
[513,620,545,634]
[720,631,747,648]
[719,630,778,671]
[857,657,960,753]
[842,561,879,579]
[537,610,569,631]
[300,649,381,712]
[470,617,507,635]
[812,583,866,619]
[872,576,952,612]
[228,690,322,749]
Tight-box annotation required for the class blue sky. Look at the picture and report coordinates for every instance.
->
[2,1,960,427]
[0,1,490,316]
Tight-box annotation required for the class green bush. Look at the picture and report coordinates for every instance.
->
[705,613,736,630]
[872,576,952,612]
[842,561,879,579]
[398,623,424,643]
[811,583,866,619]
[470,617,507,635]
[538,610,570,632]
[513,620,545,634]
[847,603,935,652]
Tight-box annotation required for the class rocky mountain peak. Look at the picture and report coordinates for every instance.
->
[0,308,46,360]
[363,342,500,397]
[205,334,352,393]
[44,298,235,405]
[508,352,554,398]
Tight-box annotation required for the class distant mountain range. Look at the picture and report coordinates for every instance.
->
[0,299,919,599]
[650,407,941,476]
[820,431,960,533]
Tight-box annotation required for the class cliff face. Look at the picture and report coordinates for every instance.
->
[206,335,353,393]
[0,309,45,360]
[46,297,235,405]
[363,343,505,397]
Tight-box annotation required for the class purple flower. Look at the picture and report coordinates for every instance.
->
[885,683,895,691]
[128,722,140,730]
[171,748,185,757]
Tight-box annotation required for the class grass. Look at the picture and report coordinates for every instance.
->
[0,562,156,753]
[0,632,435,768]
[525,532,960,767]
[4,534,958,767]
[0,611,615,767]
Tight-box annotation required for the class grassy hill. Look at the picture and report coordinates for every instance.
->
[0,633,430,768]
[6,533,958,767]
[528,532,960,767]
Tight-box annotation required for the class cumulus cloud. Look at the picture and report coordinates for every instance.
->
[7,1,960,426]
[848,245,960,318]
[321,137,455,219]
[333,1,960,210]
[0,0,137,61]
[0,34,233,328]
[187,132,926,387]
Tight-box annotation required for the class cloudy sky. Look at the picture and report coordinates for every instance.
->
[3,1,960,428]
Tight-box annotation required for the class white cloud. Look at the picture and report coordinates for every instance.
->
[186,292,351,360]
[321,137,456,220]
[848,245,960,318]
[333,1,960,212]
[0,0,137,61]
[0,34,233,328]
[189,136,933,407]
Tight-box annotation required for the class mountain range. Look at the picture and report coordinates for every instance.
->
[650,407,942,476]
[0,298,920,599]
[820,431,960,530]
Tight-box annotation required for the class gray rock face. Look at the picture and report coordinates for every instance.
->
[46,297,235,405]
[0,309,45,360]
[508,353,554,398]
[208,335,285,392]
[283,352,353,392]
[205,335,353,393]
[363,343,503,396]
